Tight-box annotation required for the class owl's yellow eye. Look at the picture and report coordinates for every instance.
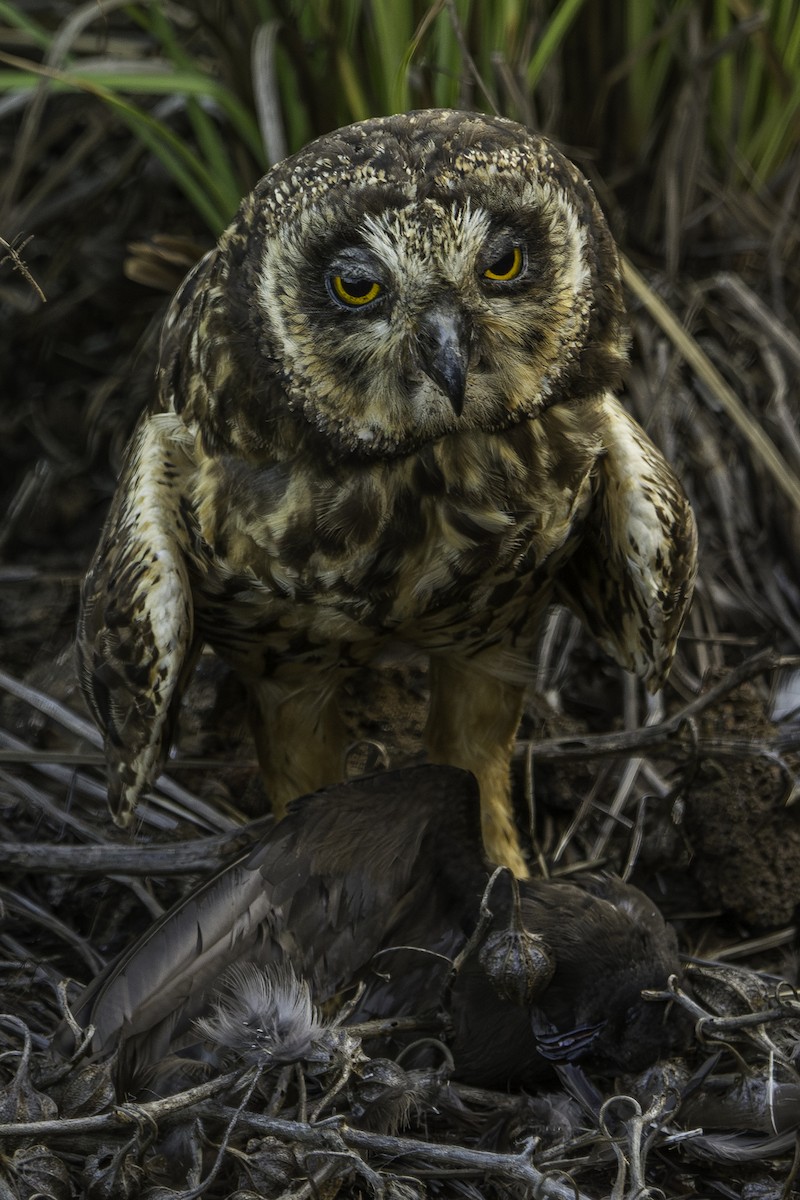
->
[330,274,382,307]
[483,246,524,282]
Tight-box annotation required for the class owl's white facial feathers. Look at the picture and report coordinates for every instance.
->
[250,145,599,456]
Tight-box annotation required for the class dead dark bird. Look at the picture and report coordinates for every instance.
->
[455,876,689,1088]
[56,765,687,1094]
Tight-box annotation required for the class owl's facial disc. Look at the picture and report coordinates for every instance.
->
[227,110,632,460]
[252,172,603,457]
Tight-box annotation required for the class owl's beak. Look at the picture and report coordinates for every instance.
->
[418,306,470,415]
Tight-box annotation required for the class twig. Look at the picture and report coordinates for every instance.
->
[0,234,46,301]
[0,1093,591,1198]
[0,668,240,831]
[0,821,272,876]
[658,977,795,1064]
[516,648,799,765]
[0,885,105,974]
[0,1070,250,1140]
[0,766,168,918]
[701,927,798,962]
[712,272,800,372]
[180,1068,264,1200]
[622,258,800,512]
[200,1107,593,1200]
[600,1089,679,1200]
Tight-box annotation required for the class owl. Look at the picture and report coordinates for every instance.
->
[77,109,697,876]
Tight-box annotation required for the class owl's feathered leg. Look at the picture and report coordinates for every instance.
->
[425,657,528,877]
[249,675,350,818]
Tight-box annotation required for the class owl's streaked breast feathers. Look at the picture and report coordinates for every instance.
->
[78,109,697,873]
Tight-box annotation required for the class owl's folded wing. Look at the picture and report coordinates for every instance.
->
[557,393,698,690]
[76,409,199,826]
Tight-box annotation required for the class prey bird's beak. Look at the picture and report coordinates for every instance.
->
[418,305,470,415]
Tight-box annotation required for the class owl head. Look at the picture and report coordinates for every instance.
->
[164,110,629,460]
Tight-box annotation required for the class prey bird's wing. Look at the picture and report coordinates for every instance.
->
[64,766,485,1080]
[556,394,697,690]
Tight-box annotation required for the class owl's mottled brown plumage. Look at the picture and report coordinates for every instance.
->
[78,109,697,874]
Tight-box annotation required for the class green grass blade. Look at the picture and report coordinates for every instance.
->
[0,0,52,48]
[712,0,734,152]
[119,105,231,232]
[368,0,413,112]
[526,0,588,91]
[129,3,250,200]
[0,50,234,230]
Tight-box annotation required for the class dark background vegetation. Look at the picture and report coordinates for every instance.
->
[1,2,800,1197]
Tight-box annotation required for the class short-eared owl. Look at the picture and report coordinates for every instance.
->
[78,109,697,875]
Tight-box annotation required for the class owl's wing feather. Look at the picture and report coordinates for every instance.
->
[76,411,199,826]
[77,248,231,826]
[63,766,485,1084]
[557,394,698,690]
